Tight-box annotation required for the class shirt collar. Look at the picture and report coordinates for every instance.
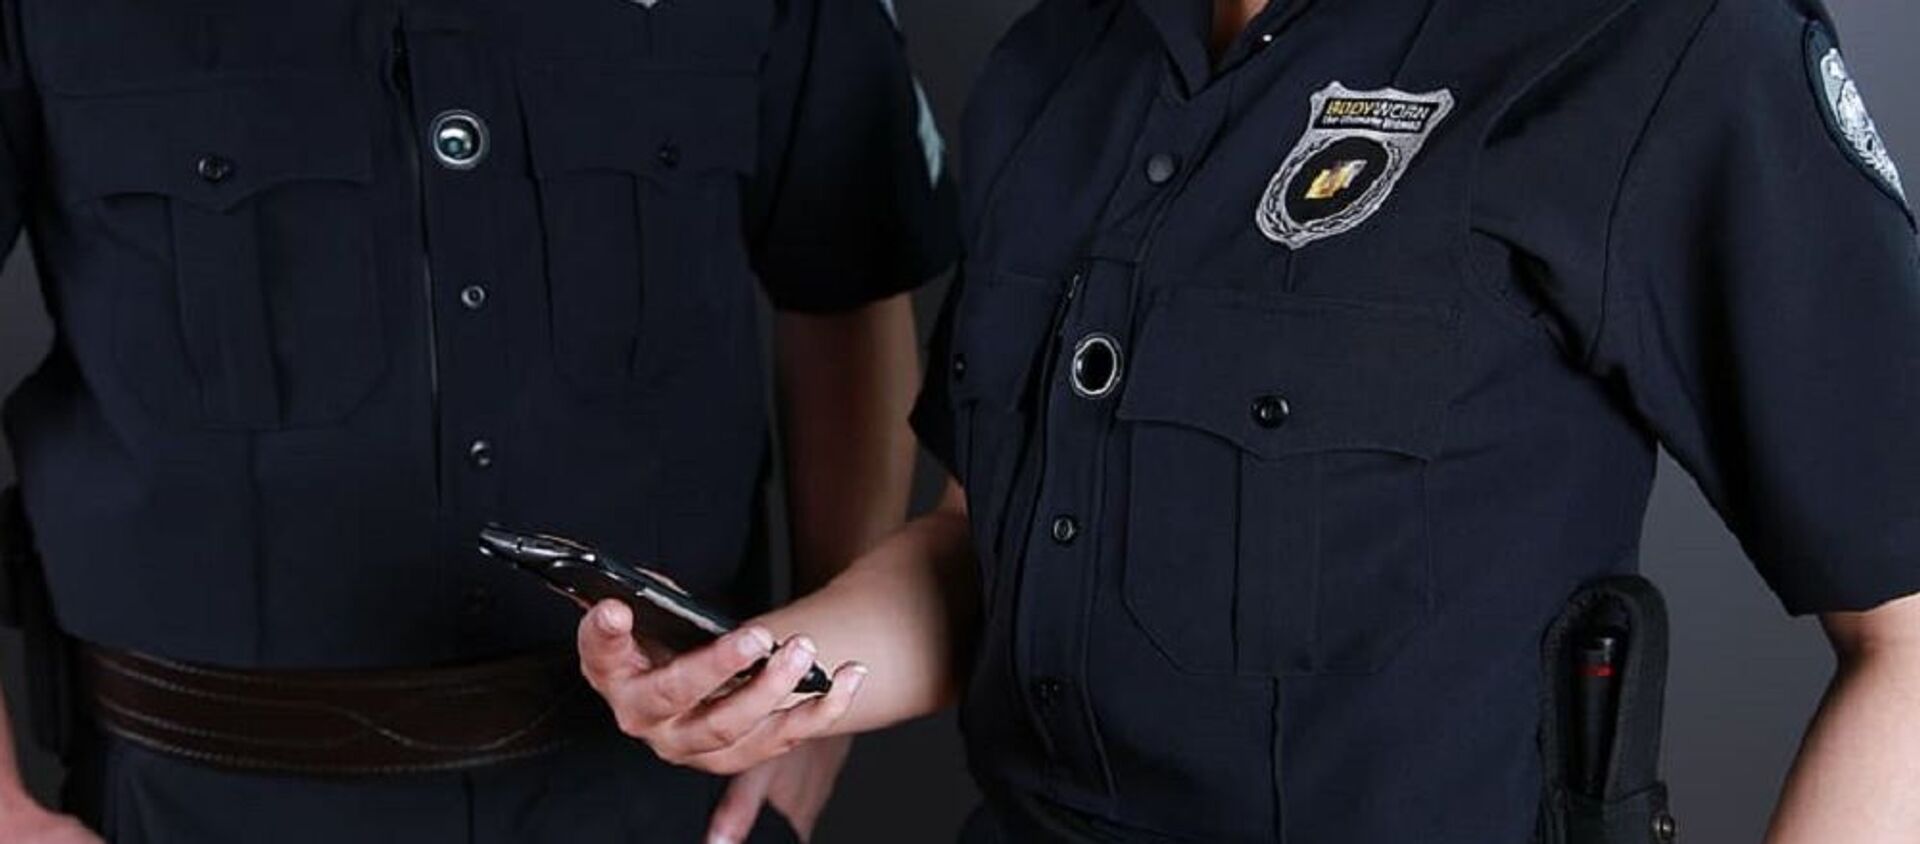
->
[1131,0,1317,94]
[1133,0,1214,94]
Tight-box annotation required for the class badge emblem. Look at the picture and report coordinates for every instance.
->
[1808,25,1905,204]
[1256,82,1454,249]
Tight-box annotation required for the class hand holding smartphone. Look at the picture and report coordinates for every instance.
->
[477,526,832,695]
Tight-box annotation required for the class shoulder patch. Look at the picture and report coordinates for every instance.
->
[1256,82,1454,249]
[1805,22,1905,206]
[874,0,944,186]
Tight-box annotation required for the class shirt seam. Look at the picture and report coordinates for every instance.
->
[1586,0,1728,373]
[745,0,820,270]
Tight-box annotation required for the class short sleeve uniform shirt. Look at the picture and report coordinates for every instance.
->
[912,0,1920,840]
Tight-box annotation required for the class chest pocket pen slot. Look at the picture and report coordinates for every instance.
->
[947,271,1062,595]
[1114,289,1460,677]
[520,64,759,404]
[49,76,381,431]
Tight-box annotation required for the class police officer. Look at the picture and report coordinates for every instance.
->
[0,0,956,841]
[581,0,1920,840]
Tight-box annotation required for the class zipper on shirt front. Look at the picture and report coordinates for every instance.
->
[997,263,1088,766]
[392,25,444,505]
[1002,265,1086,563]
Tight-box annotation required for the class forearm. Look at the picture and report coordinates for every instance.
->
[755,487,976,735]
[1768,600,1920,842]
[773,294,921,593]
[0,680,41,815]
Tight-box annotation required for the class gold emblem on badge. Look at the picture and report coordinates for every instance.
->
[1304,160,1370,200]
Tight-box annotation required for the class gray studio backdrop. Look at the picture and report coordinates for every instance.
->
[1,2,1915,842]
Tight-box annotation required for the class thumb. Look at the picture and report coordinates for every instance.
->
[577,600,648,690]
[707,764,775,844]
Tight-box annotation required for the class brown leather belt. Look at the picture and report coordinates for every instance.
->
[79,645,607,776]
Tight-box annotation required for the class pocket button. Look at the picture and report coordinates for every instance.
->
[459,284,489,311]
[196,154,234,183]
[1251,394,1292,429]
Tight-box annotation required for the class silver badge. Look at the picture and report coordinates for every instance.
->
[1817,47,1904,202]
[1256,82,1454,249]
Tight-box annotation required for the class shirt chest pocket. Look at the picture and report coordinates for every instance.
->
[49,75,382,431]
[1114,290,1460,677]
[519,63,759,404]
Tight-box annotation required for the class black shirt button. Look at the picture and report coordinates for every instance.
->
[1145,153,1179,185]
[1251,394,1292,429]
[951,353,968,382]
[467,439,494,469]
[1652,812,1677,843]
[657,142,682,169]
[430,111,489,170]
[462,585,493,615]
[1050,515,1079,545]
[1032,677,1067,709]
[459,284,488,311]
[196,154,233,183]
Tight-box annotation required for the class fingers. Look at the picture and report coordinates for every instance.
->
[706,767,775,844]
[600,622,776,739]
[580,610,864,778]
[687,661,868,775]
[691,636,821,747]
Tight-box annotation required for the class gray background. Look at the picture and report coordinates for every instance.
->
[3,2,1916,842]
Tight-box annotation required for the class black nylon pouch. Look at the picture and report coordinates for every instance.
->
[0,485,76,758]
[1537,576,1679,844]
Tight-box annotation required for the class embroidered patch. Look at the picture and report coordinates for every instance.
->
[1807,23,1905,206]
[1256,82,1454,249]
[875,0,945,185]
[912,79,946,187]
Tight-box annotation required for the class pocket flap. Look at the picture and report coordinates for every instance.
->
[1116,290,1459,461]
[47,74,374,212]
[950,271,1063,412]
[519,63,757,182]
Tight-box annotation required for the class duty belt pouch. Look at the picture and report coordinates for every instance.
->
[1538,576,1678,844]
[0,486,77,759]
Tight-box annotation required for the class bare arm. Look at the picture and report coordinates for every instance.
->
[755,480,976,735]
[773,294,921,592]
[578,478,977,771]
[1767,592,1920,842]
[701,295,920,842]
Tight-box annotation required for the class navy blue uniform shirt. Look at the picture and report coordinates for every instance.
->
[0,0,956,668]
[912,0,1920,840]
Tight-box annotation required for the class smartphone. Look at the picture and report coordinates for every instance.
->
[477,526,831,695]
